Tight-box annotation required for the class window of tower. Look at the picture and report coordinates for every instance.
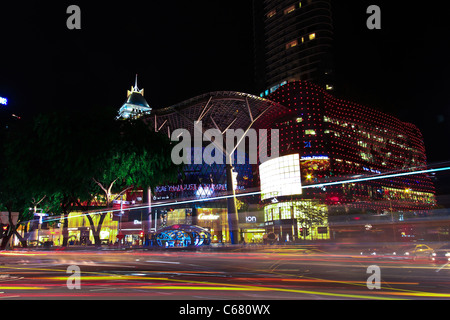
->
[267,10,276,19]
[286,40,298,49]
[284,5,296,15]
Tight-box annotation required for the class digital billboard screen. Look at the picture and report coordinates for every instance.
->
[259,153,302,200]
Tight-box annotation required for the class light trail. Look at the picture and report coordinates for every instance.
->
[42,165,450,223]
[0,252,448,300]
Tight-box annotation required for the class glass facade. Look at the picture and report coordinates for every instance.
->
[261,81,436,214]
[254,0,334,94]
[264,200,330,240]
[196,208,229,243]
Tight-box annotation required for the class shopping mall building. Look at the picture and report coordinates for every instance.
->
[140,80,436,244]
[24,80,437,246]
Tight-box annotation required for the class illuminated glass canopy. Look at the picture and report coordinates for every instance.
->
[154,224,211,248]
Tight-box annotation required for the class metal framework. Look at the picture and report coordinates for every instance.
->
[154,224,211,248]
[144,91,288,140]
[144,91,288,244]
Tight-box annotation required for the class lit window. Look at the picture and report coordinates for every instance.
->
[273,208,280,220]
[299,2,302,8]
[358,140,368,148]
[360,152,370,161]
[309,33,316,40]
[326,84,334,90]
[296,117,303,123]
[267,10,276,19]
[286,40,298,49]
[305,129,316,135]
[284,5,296,15]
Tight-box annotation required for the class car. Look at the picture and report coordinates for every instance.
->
[431,244,450,263]
[397,244,434,261]
[360,246,396,258]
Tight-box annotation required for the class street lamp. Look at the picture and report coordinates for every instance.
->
[34,212,48,246]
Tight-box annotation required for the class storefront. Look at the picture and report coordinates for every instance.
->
[263,200,330,241]
[196,208,229,243]
[58,211,119,245]
[259,154,330,242]
[239,210,266,243]
[163,208,193,226]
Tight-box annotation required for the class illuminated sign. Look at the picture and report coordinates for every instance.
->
[0,97,7,106]
[300,155,329,160]
[198,213,220,220]
[245,229,266,233]
[259,153,302,200]
[196,186,213,198]
[363,167,381,174]
[155,183,244,194]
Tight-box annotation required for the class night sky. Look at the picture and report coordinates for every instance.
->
[1,1,449,163]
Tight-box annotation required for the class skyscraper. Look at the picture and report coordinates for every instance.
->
[253,0,334,96]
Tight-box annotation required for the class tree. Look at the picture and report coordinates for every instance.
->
[2,107,180,247]
[0,120,40,248]
[87,119,179,246]
[0,173,32,249]
[2,109,112,247]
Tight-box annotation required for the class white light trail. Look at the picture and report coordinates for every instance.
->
[43,165,450,223]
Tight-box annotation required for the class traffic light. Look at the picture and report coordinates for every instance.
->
[299,227,310,238]
[1,224,8,237]
[139,231,144,238]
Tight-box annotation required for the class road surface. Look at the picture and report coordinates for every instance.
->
[0,246,448,301]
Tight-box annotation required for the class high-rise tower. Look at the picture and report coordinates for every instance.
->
[118,75,152,120]
[253,0,334,96]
